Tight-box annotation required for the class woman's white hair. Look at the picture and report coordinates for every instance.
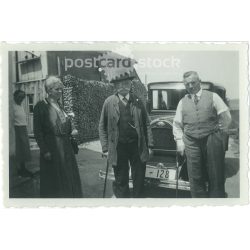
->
[45,76,63,93]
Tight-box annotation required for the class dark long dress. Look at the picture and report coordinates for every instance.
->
[33,99,82,198]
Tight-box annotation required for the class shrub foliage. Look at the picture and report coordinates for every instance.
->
[62,75,114,142]
[62,74,147,143]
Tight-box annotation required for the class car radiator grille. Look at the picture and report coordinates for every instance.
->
[152,127,176,151]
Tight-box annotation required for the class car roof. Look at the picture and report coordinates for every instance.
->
[148,81,216,90]
[148,81,184,90]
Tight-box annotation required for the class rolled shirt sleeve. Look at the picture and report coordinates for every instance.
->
[212,93,232,130]
[212,93,229,114]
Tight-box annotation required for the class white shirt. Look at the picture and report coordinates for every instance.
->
[118,93,130,106]
[13,103,27,126]
[173,89,231,141]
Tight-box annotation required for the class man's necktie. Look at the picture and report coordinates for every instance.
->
[123,97,128,106]
[194,94,199,105]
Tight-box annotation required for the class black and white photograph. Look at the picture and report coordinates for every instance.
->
[1,2,250,250]
[3,42,248,206]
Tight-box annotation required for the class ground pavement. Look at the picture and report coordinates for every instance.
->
[9,137,239,198]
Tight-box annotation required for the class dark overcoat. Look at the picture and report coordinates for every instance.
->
[99,93,154,167]
[34,99,82,198]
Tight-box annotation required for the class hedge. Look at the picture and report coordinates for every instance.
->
[62,74,114,143]
[62,74,147,143]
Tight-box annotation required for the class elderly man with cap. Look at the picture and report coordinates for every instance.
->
[99,73,154,198]
[173,71,232,198]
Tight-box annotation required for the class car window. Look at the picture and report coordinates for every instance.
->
[152,89,186,110]
[152,90,158,109]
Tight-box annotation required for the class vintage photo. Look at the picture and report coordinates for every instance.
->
[2,42,248,206]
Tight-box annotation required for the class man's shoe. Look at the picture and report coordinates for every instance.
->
[18,169,34,178]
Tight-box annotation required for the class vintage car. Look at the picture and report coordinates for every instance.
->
[99,81,229,197]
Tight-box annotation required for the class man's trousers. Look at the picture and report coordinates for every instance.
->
[183,131,226,198]
[112,141,146,198]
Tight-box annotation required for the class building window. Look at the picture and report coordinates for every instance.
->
[27,94,34,113]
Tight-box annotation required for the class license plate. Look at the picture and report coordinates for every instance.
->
[145,167,176,180]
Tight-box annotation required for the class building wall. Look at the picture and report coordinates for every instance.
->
[12,51,48,135]
[47,51,104,81]
[16,51,47,82]
[9,51,16,156]
[9,51,17,181]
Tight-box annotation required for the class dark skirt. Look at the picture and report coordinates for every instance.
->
[40,134,82,198]
[15,126,31,163]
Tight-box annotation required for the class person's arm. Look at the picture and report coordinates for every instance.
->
[146,116,154,149]
[67,112,78,136]
[173,100,185,155]
[99,100,108,153]
[213,93,232,132]
[141,101,154,148]
[145,112,154,156]
[218,111,232,132]
[33,103,49,155]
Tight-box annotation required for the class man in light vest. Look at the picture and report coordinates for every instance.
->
[173,71,232,198]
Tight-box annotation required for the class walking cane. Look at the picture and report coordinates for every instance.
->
[175,152,187,198]
[175,152,180,198]
[102,153,109,198]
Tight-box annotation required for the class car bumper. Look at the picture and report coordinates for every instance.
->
[99,164,190,191]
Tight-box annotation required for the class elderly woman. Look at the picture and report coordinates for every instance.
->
[13,90,33,178]
[34,76,82,198]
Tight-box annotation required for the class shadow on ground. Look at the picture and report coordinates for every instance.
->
[225,157,239,178]
[9,141,240,199]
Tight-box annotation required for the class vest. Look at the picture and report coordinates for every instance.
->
[182,90,218,139]
[118,99,138,143]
